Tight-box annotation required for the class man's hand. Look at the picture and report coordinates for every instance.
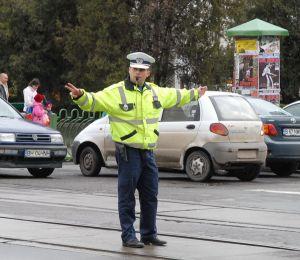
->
[198,86,207,97]
[65,83,83,99]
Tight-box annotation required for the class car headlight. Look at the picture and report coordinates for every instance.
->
[50,134,64,143]
[0,133,16,142]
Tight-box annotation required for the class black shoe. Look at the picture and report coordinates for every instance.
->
[123,239,144,248]
[141,237,167,246]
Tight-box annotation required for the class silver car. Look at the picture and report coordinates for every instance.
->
[72,91,267,182]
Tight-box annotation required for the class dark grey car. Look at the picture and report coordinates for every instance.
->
[246,97,300,176]
[0,98,67,177]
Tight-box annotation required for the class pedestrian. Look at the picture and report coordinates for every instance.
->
[0,73,9,101]
[32,93,48,126]
[44,101,53,127]
[23,78,40,113]
[65,52,207,248]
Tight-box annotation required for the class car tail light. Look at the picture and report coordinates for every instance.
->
[210,123,229,136]
[263,124,278,136]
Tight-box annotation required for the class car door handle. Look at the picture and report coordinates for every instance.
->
[186,124,195,129]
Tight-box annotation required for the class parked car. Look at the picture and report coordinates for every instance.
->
[72,91,267,182]
[283,101,300,117]
[0,97,67,177]
[245,97,300,176]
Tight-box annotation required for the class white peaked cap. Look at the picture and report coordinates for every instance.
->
[127,52,155,69]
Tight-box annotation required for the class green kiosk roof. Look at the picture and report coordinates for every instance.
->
[227,18,289,37]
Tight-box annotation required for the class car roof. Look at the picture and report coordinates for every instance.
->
[204,91,241,97]
[283,100,300,109]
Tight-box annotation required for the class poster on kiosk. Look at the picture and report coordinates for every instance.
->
[258,37,280,104]
[234,39,259,97]
[233,36,281,104]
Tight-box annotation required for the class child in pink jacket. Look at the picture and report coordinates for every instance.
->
[32,93,48,126]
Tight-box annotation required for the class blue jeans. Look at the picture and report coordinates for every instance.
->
[115,144,158,242]
[26,107,33,114]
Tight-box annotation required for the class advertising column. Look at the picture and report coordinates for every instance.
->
[233,36,281,104]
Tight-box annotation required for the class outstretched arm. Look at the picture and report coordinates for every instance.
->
[159,85,207,109]
[64,82,111,113]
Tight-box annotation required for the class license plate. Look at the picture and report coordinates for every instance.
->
[238,150,257,159]
[25,149,50,158]
[282,128,300,136]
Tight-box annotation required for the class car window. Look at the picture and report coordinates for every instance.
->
[284,104,300,117]
[210,96,258,121]
[0,98,22,118]
[246,98,291,116]
[161,101,200,122]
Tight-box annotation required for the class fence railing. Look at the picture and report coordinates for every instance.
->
[56,109,102,149]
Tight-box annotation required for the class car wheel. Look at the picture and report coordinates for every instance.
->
[27,168,55,178]
[269,162,297,177]
[185,151,213,182]
[234,165,261,181]
[79,146,102,177]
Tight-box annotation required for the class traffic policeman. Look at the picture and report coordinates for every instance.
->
[65,52,207,248]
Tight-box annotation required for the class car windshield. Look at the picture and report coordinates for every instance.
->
[210,95,258,121]
[0,99,22,119]
[246,98,291,116]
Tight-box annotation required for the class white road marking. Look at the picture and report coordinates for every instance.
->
[251,189,300,195]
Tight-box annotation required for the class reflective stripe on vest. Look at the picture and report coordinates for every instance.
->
[109,116,159,125]
[118,86,127,106]
[118,85,161,105]
[150,86,159,102]
[190,89,195,101]
[90,93,96,112]
[175,89,181,106]
[147,85,162,108]
[77,93,89,107]
[118,83,160,109]
[124,142,157,149]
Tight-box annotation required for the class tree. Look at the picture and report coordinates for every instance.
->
[1,0,269,107]
[129,0,246,88]
[247,0,300,103]
[63,0,133,92]
[0,0,78,105]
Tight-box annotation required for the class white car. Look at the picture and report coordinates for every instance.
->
[72,91,267,182]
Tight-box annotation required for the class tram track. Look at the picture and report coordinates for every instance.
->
[0,196,299,234]
[0,236,172,260]
[0,185,300,234]
[0,184,300,254]
[0,214,299,253]
[1,183,300,215]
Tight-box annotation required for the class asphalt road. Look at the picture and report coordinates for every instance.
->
[0,163,300,259]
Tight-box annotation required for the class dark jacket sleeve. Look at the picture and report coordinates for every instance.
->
[0,85,7,100]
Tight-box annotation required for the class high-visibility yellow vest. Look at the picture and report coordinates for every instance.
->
[73,78,199,149]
